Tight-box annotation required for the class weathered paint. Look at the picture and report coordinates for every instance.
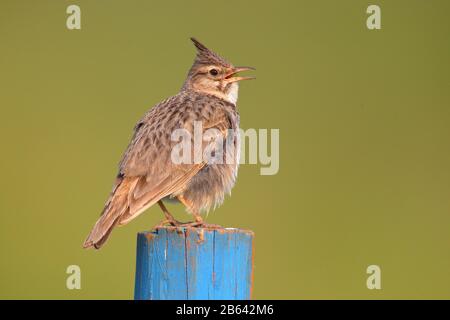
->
[134,226,254,300]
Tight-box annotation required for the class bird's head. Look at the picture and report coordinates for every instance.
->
[183,38,255,104]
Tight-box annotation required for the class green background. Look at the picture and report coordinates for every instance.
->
[1,0,449,299]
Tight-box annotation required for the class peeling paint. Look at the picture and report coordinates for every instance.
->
[144,232,156,241]
[197,229,205,244]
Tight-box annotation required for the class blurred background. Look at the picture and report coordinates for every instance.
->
[0,0,449,299]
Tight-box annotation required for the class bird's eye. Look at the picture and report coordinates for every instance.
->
[209,69,219,76]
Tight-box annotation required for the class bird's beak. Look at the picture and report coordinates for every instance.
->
[223,66,256,83]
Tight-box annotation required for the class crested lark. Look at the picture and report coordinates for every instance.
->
[83,38,254,249]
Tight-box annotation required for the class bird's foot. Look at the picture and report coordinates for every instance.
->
[197,223,223,229]
[156,218,183,228]
[156,220,223,229]
[155,210,223,229]
[177,221,223,229]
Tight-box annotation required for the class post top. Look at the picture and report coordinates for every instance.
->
[138,226,254,238]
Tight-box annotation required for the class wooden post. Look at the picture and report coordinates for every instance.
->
[134,226,254,300]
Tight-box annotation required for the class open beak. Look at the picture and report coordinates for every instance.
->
[223,66,256,83]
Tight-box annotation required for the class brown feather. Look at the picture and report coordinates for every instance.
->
[119,163,205,225]
[83,177,139,249]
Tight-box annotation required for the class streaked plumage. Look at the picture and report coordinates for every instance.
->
[83,38,254,249]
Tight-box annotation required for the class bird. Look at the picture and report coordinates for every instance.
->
[83,38,255,249]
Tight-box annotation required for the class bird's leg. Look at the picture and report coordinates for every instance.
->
[176,195,202,226]
[157,200,182,226]
[177,195,222,229]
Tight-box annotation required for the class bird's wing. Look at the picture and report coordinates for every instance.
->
[117,104,233,225]
[83,97,233,249]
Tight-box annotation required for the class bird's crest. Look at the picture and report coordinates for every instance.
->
[190,37,232,67]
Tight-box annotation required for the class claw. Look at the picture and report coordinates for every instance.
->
[154,220,223,230]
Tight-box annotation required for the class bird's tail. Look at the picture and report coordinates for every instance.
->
[83,177,138,249]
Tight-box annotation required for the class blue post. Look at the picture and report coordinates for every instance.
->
[134,226,254,300]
